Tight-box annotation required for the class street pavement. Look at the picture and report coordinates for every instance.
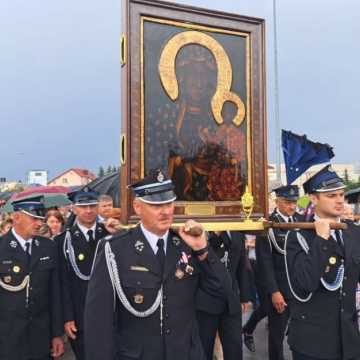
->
[62,312,291,360]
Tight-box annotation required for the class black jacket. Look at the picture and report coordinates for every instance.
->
[285,220,360,360]
[196,231,251,315]
[256,210,302,300]
[55,222,108,331]
[84,225,227,360]
[0,230,63,360]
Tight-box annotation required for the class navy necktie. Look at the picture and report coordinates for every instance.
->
[25,242,31,266]
[87,229,94,242]
[156,238,165,273]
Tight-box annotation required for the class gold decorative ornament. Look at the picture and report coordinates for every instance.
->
[241,186,254,220]
[13,266,20,273]
[78,254,85,261]
[329,257,336,265]
[159,31,246,127]
[134,294,144,304]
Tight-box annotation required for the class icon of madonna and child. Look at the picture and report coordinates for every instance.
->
[145,34,249,202]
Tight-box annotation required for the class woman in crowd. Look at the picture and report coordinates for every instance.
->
[45,209,65,238]
[0,216,13,235]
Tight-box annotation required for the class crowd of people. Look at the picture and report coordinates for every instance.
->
[0,167,359,360]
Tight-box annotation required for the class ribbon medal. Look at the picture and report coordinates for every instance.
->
[175,252,193,278]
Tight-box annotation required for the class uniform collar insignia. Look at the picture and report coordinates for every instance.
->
[10,240,18,248]
[74,230,80,237]
[34,239,40,247]
[172,236,181,247]
[135,240,145,252]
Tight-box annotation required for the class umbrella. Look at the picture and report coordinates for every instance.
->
[11,185,69,200]
[80,171,120,207]
[0,191,14,202]
[1,193,72,214]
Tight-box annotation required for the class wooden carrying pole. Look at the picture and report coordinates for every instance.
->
[103,208,348,235]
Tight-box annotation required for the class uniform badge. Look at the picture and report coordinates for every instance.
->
[135,240,145,252]
[10,240,18,248]
[74,230,80,237]
[175,268,185,279]
[78,254,85,261]
[329,257,336,265]
[130,266,149,272]
[3,276,12,284]
[34,239,40,247]
[185,264,194,275]
[13,266,20,273]
[172,237,181,247]
[157,171,164,183]
[134,294,144,304]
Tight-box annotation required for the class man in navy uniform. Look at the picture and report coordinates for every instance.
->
[196,230,251,360]
[285,165,360,360]
[84,169,227,360]
[56,190,108,360]
[0,196,64,360]
[244,185,301,359]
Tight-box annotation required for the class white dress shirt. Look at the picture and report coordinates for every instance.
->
[140,223,169,255]
[12,228,33,254]
[77,222,97,241]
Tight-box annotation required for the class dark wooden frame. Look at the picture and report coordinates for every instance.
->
[120,0,268,227]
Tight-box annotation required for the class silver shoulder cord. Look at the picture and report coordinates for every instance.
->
[268,228,285,255]
[104,241,163,327]
[284,231,344,303]
[63,229,101,281]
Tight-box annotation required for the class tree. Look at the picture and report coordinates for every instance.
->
[98,166,105,177]
[106,165,112,174]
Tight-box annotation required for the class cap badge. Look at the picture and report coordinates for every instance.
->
[157,171,165,183]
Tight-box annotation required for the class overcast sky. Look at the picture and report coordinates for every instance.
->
[1,0,359,181]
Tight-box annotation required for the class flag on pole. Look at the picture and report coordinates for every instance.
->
[281,130,334,184]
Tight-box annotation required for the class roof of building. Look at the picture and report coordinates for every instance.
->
[48,168,96,184]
